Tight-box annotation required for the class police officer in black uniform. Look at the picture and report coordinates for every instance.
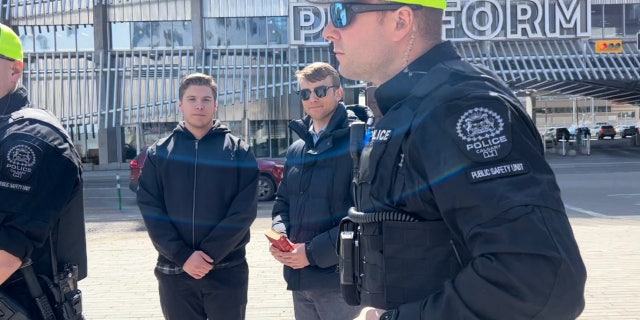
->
[314,1,587,319]
[0,23,86,319]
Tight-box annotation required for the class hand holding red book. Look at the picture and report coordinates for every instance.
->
[265,229,295,252]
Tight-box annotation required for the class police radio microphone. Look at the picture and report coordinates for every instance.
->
[349,121,365,168]
[342,121,367,306]
[349,121,366,209]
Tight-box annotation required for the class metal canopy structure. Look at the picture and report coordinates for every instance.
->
[454,40,640,106]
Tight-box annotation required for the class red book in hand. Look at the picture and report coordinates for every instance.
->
[265,229,295,252]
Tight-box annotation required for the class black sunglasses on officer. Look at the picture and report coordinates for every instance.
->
[297,85,340,101]
[328,2,422,28]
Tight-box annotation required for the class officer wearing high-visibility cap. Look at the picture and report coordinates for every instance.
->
[308,1,587,319]
[0,23,86,319]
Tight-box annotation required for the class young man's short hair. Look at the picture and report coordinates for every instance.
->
[295,62,340,86]
[179,73,218,101]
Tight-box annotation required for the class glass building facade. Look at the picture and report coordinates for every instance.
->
[1,0,639,164]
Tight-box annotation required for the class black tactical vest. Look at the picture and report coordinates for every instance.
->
[353,60,530,309]
[1,108,87,280]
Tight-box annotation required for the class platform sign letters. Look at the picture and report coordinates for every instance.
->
[293,0,591,45]
[444,0,591,40]
[290,3,328,46]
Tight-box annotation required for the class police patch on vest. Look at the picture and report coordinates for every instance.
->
[1,140,41,183]
[454,106,512,162]
[370,128,393,143]
[466,161,529,183]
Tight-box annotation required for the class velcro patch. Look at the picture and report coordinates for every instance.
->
[370,128,393,143]
[454,105,512,162]
[466,161,529,183]
[1,140,41,183]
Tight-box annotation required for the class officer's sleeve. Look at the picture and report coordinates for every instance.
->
[136,147,194,267]
[0,132,80,262]
[395,97,586,319]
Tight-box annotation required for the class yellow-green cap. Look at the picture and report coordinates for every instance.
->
[389,0,446,10]
[0,23,23,61]
[307,1,447,10]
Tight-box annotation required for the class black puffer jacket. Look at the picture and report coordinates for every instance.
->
[271,103,373,291]
[137,121,259,269]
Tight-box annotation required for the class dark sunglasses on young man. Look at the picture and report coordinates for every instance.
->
[297,85,339,101]
[329,2,421,29]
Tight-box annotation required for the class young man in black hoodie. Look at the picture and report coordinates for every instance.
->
[270,62,372,320]
[137,73,259,320]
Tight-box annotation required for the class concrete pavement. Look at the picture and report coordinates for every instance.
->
[80,170,640,320]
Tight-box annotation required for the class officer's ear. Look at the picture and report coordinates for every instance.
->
[11,60,23,77]
[393,6,415,39]
[396,6,415,31]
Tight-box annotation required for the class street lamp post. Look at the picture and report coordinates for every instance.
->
[242,80,249,141]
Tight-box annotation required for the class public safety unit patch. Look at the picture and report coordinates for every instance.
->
[454,105,512,162]
[0,140,41,192]
[466,161,530,183]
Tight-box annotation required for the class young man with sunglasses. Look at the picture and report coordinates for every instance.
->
[0,23,86,318]
[269,62,372,320]
[311,1,587,319]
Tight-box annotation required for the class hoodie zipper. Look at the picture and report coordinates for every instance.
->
[192,140,199,249]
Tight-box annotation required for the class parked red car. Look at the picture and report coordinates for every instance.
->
[256,158,285,201]
[129,150,284,201]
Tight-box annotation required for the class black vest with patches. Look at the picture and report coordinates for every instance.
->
[354,60,533,309]
[1,108,87,280]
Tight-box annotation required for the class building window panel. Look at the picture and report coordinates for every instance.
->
[131,22,173,49]
[112,23,132,50]
[18,26,34,53]
[35,27,55,52]
[132,22,154,48]
[155,21,176,48]
[205,18,227,47]
[267,17,287,45]
[227,18,247,46]
[173,21,193,48]
[624,4,640,36]
[603,4,623,38]
[57,26,77,51]
[247,17,267,46]
[592,5,604,38]
[77,25,94,51]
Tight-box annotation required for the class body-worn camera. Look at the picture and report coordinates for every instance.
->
[338,217,360,306]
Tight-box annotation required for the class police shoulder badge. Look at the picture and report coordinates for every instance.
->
[0,140,42,192]
[453,104,512,162]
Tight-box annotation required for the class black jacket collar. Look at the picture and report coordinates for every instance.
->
[0,86,30,115]
[374,41,461,116]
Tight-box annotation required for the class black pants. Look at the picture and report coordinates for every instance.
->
[155,261,248,320]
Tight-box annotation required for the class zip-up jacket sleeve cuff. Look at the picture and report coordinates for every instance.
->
[305,242,317,266]
[175,249,194,268]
